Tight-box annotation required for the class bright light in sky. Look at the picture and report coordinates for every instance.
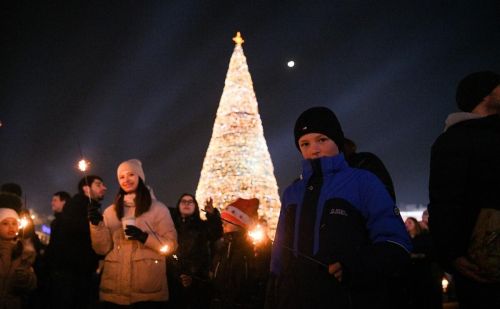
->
[78,159,90,172]
[287,60,295,68]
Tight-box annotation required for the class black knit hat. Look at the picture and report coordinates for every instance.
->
[0,192,23,213]
[456,71,500,112]
[294,106,344,152]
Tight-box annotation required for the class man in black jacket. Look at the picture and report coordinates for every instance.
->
[48,175,107,309]
[429,71,500,308]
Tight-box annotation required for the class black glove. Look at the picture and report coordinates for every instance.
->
[88,206,103,225]
[125,225,148,243]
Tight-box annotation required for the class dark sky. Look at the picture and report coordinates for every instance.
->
[2,1,499,216]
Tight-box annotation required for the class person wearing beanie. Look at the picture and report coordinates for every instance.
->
[117,159,146,183]
[0,191,23,213]
[210,197,272,309]
[220,197,259,231]
[429,71,500,308]
[268,106,412,309]
[0,208,37,309]
[89,159,177,306]
[456,71,500,113]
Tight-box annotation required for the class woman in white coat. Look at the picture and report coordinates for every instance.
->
[89,159,177,308]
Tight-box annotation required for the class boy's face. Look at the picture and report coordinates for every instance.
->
[0,217,19,240]
[298,133,339,159]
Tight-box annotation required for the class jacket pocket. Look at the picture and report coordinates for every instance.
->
[100,251,120,293]
[132,249,165,293]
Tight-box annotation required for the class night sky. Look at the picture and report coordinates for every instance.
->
[2,1,500,216]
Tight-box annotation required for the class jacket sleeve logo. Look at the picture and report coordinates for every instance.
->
[329,208,348,216]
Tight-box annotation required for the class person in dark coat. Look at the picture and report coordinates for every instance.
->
[39,191,71,309]
[210,198,271,309]
[167,193,222,309]
[45,191,71,265]
[48,175,107,309]
[267,107,411,309]
[343,138,396,202]
[428,71,500,308]
[405,217,443,309]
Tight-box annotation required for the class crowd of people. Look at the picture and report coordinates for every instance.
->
[1,70,499,308]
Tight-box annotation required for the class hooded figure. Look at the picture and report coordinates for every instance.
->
[166,193,222,309]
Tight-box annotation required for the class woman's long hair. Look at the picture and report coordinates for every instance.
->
[114,177,152,220]
[174,193,201,222]
[405,216,422,238]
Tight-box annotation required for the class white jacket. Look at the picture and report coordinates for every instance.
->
[90,200,177,305]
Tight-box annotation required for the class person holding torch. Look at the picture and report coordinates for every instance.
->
[88,159,177,308]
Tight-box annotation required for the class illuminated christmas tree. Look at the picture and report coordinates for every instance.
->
[196,32,281,237]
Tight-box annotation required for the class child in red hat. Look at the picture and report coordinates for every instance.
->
[210,198,271,309]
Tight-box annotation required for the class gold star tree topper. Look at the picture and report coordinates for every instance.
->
[233,32,245,45]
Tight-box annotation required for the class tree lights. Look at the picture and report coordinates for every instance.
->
[196,33,281,238]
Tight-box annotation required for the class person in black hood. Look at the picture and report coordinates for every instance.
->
[167,193,222,308]
[429,71,500,308]
[343,138,396,202]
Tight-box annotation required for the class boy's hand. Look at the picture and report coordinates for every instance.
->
[328,262,343,282]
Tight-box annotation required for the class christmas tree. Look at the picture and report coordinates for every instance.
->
[196,32,281,237]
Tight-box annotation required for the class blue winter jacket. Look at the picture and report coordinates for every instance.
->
[268,154,411,308]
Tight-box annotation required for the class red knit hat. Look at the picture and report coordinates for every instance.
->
[221,198,259,228]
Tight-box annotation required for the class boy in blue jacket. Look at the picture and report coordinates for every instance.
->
[267,107,412,309]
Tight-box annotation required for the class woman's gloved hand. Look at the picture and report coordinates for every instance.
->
[125,225,148,243]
